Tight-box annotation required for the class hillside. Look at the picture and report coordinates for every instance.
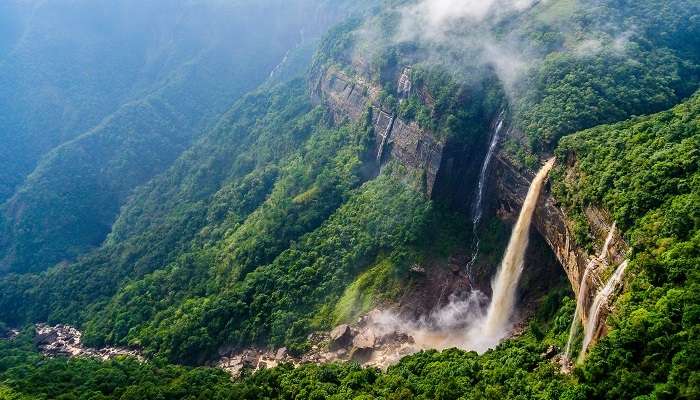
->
[0,0,366,274]
[0,0,698,399]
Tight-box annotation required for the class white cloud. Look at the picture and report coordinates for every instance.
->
[397,0,541,43]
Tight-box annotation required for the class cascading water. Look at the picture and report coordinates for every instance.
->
[472,112,505,228]
[465,111,506,279]
[473,158,555,349]
[563,262,592,360]
[563,222,617,360]
[578,259,628,363]
[599,221,617,260]
[377,116,394,163]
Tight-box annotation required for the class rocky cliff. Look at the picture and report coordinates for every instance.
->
[312,66,483,200]
[492,145,629,342]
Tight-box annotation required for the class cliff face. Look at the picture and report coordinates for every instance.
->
[313,66,444,194]
[312,66,483,201]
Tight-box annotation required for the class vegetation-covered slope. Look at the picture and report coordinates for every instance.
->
[0,77,435,365]
[551,91,700,399]
[0,0,364,274]
[0,0,256,202]
[3,61,695,400]
[0,0,698,399]
[513,0,700,148]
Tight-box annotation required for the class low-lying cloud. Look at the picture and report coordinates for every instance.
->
[397,0,541,43]
[383,0,546,99]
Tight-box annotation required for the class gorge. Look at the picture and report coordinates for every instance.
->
[313,61,628,356]
[0,0,697,398]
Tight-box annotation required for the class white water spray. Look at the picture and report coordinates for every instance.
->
[466,111,506,278]
[563,222,617,360]
[578,260,628,363]
[474,158,555,349]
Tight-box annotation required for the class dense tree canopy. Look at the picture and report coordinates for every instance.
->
[552,91,700,399]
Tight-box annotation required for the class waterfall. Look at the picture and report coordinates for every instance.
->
[477,158,555,346]
[473,112,505,227]
[578,260,628,363]
[563,222,617,360]
[465,111,506,278]
[599,221,617,259]
[268,49,291,79]
[563,260,594,359]
[377,116,394,163]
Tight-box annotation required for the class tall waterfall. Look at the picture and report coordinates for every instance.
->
[478,158,555,344]
[578,259,628,362]
[466,111,506,278]
[563,222,617,360]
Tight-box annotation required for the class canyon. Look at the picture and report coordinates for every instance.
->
[13,63,635,376]
[313,63,630,356]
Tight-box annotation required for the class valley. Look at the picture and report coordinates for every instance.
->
[0,0,698,399]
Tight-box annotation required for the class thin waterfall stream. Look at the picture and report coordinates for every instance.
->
[465,111,505,280]
[562,261,593,360]
[578,260,628,363]
[563,222,617,360]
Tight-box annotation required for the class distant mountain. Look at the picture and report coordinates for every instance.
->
[0,0,366,274]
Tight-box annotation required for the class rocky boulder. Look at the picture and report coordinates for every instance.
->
[329,324,353,350]
[353,329,376,349]
[275,347,288,361]
[350,329,376,363]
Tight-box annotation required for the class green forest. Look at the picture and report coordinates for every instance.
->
[0,0,698,398]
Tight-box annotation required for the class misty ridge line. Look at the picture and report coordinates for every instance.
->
[351,0,641,108]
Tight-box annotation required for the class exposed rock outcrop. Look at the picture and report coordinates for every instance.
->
[329,324,353,350]
[218,349,282,377]
[217,309,424,375]
[313,66,480,198]
[34,324,143,361]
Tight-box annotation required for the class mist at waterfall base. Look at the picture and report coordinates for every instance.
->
[368,159,556,357]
